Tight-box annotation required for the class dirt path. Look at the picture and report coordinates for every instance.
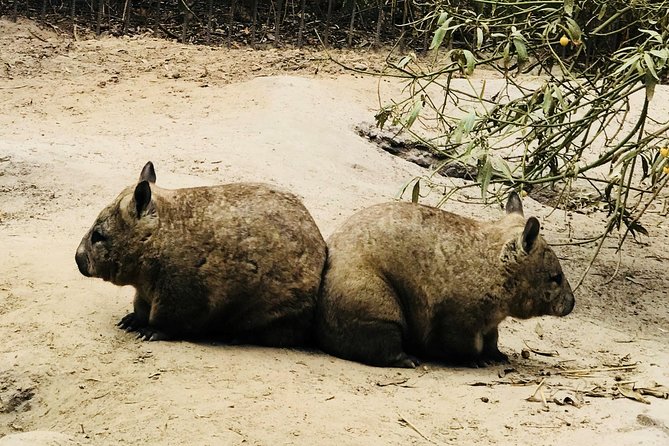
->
[1,18,668,446]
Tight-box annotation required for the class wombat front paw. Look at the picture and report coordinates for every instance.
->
[391,353,421,369]
[135,327,170,342]
[482,349,510,364]
[469,351,509,368]
[117,312,146,331]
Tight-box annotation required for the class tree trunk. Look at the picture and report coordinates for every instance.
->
[422,4,429,52]
[227,0,235,47]
[398,0,408,49]
[181,13,189,44]
[323,0,333,47]
[374,0,384,48]
[251,0,258,47]
[347,0,356,47]
[180,0,191,44]
[121,0,131,35]
[152,0,159,35]
[95,0,103,35]
[274,0,284,46]
[12,0,18,22]
[41,0,48,18]
[390,0,395,28]
[206,0,213,44]
[297,0,306,47]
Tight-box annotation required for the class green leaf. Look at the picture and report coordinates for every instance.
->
[477,156,492,200]
[463,110,477,133]
[430,27,447,51]
[492,156,514,180]
[564,0,574,16]
[476,27,484,49]
[411,180,420,203]
[405,100,422,129]
[645,75,657,101]
[643,52,659,80]
[565,17,582,42]
[437,12,448,26]
[639,28,662,43]
[451,126,463,144]
[649,48,669,60]
[612,55,640,77]
[542,86,554,116]
[503,42,511,68]
[552,84,566,110]
[513,37,528,64]
[462,50,477,75]
[598,4,607,20]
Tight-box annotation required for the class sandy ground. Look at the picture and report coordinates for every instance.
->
[1,18,668,446]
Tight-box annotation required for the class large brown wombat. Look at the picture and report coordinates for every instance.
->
[316,193,574,367]
[75,162,327,346]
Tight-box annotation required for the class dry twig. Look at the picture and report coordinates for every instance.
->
[397,413,437,444]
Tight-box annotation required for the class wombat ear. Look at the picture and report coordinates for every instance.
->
[133,181,152,217]
[521,217,540,253]
[139,161,157,184]
[505,191,524,216]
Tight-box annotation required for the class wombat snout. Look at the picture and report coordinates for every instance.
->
[75,245,91,277]
[557,290,575,316]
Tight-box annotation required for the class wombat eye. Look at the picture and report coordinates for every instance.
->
[550,272,563,285]
[91,230,107,244]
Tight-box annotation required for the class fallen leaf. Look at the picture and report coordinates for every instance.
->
[617,384,650,404]
[636,383,669,399]
[535,322,544,339]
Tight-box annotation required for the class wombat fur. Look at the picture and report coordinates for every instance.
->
[75,162,327,346]
[316,193,575,368]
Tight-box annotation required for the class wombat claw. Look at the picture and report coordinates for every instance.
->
[392,353,421,369]
[135,328,169,342]
[117,312,144,331]
[469,352,510,368]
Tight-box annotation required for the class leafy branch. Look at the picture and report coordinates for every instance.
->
[378,1,669,276]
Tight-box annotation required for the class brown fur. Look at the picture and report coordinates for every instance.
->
[315,193,574,367]
[75,162,327,346]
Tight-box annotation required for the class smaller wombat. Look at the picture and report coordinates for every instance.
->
[316,193,574,367]
[75,162,326,346]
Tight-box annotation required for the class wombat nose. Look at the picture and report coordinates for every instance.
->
[561,292,575,316]
[75,250,91,277]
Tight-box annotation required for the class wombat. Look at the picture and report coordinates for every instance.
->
[75,162,327,346]
[316,193,574,368]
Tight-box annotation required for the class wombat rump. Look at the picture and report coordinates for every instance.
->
[316,193,575,368]
[75,162,327,346]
